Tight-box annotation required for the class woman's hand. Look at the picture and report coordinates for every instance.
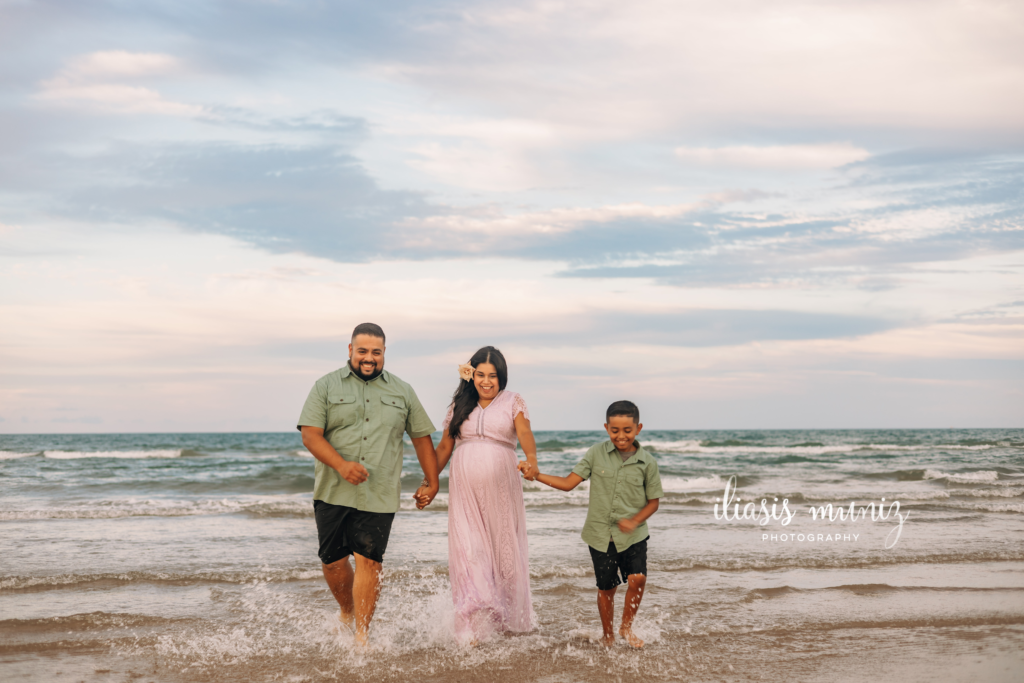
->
[414,483,439,509]
[518,460,539,481]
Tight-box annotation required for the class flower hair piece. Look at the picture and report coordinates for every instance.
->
[458,363,474,382]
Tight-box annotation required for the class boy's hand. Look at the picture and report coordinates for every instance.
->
[518,460,539,481]
[617,517,640,534]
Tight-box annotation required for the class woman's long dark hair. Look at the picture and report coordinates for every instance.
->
[447,346,508,439]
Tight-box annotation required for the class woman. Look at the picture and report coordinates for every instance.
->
[416,346,539,643]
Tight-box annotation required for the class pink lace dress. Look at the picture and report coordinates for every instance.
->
[443,390,535,642]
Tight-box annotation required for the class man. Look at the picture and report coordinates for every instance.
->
[297,322,440,646]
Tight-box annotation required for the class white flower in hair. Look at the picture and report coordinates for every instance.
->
[458,363,474,381]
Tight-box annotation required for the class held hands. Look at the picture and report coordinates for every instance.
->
[413,483,439,510]
[617,517,640,534]
[517,460,539,481]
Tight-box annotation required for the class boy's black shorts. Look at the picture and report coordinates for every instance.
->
[314,500,395,565]
[589,537,648,591]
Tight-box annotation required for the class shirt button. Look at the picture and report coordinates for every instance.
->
[365,418,369,422]
[363,437,367,440]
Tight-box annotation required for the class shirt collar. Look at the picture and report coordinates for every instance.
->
[339,363,390,383]
[604,439,649,463]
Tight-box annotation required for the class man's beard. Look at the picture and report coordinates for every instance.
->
[350,360,383,381]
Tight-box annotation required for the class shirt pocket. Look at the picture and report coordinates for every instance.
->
[327,394,358,429]
[380,395,408,432]
[625,469,645,487]
[622,469,648,507]
[591,467,616,495]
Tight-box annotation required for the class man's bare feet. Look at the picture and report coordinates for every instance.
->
[338,611,354,630]
[354,630,369,647]
[619,626,644,649]
[601,633,615,648]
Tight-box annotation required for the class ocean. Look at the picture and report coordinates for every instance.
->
[1,429,1023,682]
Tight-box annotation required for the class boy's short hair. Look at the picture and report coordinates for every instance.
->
[351,322,385,344]
[606,400,640,424]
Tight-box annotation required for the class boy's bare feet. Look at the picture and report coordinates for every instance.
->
[619,625,644,649]
[338,611,354,630]
[600,633,616,648]
[354,629,369,647]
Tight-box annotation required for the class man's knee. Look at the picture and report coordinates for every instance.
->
[353,552,382,572]
[323,555,353,573]
[627,573,646,589]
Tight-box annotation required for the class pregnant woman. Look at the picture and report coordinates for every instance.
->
[416,346,539,644]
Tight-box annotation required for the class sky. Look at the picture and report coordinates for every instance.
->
[1,0,1022,432]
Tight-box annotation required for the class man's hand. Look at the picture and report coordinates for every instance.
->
[337,460,368,485]
[518,460,539,481]
[413,483,439,509]
[617,517,639,534]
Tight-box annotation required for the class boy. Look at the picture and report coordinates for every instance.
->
[526,400,662,648]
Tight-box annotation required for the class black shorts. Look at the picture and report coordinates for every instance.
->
[313,500,395,565]
[589,537,648,591]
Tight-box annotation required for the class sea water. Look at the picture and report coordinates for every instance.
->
[1,429,1023,682]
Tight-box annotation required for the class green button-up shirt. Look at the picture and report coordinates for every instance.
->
[572,440,664,552]
[297,364,435,513]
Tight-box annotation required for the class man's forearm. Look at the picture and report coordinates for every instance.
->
[411,436,439,486]
[303,431,349,473]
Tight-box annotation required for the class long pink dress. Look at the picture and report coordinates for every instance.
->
[443,390,535,642]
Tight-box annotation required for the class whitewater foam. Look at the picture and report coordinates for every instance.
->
[0,451,39,460]
[924,470,1001,483]
[42,449,183,460]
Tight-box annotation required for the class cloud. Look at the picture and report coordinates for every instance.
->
[46,142,436,259]
[35,82,203,116]
[503,308,897,347]
[66,50,181,78]
[675,143,871,169]
[34,50,200,116]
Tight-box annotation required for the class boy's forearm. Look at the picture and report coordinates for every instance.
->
[629,498,660,524]
[535,472,572,491]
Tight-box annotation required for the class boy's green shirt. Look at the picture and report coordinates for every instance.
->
[572,440,664,552]
[297,364,435,513]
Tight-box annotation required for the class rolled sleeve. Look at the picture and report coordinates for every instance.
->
[571,446,596,480]
[297,380,328,431]
[404,388,436,438]
[644,459,664,500]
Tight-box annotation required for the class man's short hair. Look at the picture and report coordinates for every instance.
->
[351,322,385,344]
[606,400,640,424]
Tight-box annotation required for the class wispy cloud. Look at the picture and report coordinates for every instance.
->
[34,50,200,116]
[675,143,870,170]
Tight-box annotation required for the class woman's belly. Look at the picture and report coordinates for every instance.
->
[450,439,518,491]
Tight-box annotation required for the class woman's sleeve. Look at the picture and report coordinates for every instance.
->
[512,393,530,421]
[441,404,455,432]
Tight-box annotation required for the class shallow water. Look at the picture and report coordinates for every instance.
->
[2,429,1023,681]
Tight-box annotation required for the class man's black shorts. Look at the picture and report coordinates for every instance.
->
[313,500,395,565]
[589,537,648,591]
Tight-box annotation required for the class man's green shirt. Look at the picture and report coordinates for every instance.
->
[297,364,435,513]
[572,440,663,552]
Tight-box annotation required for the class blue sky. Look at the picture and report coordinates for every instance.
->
[1,0,1022,432]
